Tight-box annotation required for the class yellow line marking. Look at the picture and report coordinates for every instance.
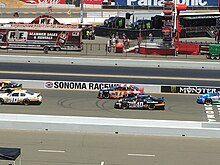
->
[0,71,219,81]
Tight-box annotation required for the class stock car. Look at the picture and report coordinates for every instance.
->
[114,93,165,110]
[0,90,42,105]
[197,91,220,105]
[97,84,144,99]
[0,80,22,92]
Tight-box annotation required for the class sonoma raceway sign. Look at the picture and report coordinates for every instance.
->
[44,81,119,91]
[115,0,218,7]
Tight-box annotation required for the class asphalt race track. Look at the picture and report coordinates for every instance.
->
[0,89,217,122]
[0,62,220,86]
[1,129,220,165]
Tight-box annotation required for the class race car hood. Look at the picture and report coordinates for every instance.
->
[0,93,9,97]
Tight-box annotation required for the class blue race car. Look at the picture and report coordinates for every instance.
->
[197,91,220,105]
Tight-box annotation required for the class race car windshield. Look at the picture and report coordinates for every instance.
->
[132,86,139,90]
[10,81,18,85]
[26,91,34,95]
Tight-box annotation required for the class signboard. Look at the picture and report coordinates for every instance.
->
[44,81,119,90]
[161,85,220,94]
[114,0,218,7]
[19,0,66,4]
[83,0,103,4]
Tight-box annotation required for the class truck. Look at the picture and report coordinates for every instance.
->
[206,44,220,60]
[0,15,83,52]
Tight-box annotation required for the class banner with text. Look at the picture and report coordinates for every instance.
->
[114,0,218,7]
[161,85,220,94]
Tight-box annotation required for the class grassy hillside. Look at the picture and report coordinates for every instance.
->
[0,0,25,8]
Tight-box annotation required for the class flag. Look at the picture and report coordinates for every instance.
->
[48,6,53,14]
[67,9,71,17]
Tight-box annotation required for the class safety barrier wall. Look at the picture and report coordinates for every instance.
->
[0,113,220,138]
[1,55,220,70]
[11,79,220,95]
[13,79,162,93]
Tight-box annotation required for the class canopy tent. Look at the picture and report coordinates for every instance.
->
[0,148,21,165]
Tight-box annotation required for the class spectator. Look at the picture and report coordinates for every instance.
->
[86,30,90,39]
[214,30,219,43]
[149,33,153,42]
[137,32,142,47]
[107,39,111,52]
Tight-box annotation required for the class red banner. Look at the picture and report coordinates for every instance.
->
[83,0,103,5]
[20,0,66,4]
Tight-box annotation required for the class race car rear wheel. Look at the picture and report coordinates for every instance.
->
[23,99,30,106]
[122,102,129,110]
[148,104,156,110]
[205,98,212,105]
[0,98,4,105]
[103,92,109,99]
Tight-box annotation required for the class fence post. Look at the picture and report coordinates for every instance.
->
[86,43,88,55]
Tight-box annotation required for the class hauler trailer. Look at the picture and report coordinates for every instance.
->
[206,44,220,60]
[0,15,83,52]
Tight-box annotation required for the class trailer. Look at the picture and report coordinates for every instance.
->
[206,44,220,60]
[0,15,83,52]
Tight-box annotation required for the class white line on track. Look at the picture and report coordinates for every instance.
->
[128,153,155,157]
[38,149,65,153]
[100,161,105,165]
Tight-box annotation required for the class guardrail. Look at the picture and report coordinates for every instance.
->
[0,113,220,138]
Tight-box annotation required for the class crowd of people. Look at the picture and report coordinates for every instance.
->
[107,32,130,52]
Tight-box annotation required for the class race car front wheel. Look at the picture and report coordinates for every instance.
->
[23,99,30,106]
[205,98,212,105]
[0,98,4,105]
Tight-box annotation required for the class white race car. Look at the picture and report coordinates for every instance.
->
[0,90,42,105]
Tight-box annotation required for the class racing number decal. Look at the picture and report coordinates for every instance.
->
[12,98,18,103]
[115,91,125,98]
[136,102,144,108]
[6,97,18,103]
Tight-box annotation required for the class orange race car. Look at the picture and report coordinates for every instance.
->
[97,84,144,99]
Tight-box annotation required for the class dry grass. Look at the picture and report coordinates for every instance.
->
[0,0,25,8]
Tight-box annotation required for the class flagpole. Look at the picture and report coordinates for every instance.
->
[80,0,84,23]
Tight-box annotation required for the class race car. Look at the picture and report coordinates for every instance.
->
[97,84,144,99]
[0,80,22,92]
[114,93,165,110]
[197,91,220,105]
[0,90,42,105]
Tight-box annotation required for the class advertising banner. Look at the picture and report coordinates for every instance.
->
[161,85,220,94]
[44,81,119,91]
[83,0,103,5]
[19,0,66,4]
[114,0,218,7]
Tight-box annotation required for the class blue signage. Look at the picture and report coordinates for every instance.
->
[114,0,218,7]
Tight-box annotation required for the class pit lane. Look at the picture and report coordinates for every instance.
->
[0,89,217,122]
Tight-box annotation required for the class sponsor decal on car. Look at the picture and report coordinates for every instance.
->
[44,81,118,90]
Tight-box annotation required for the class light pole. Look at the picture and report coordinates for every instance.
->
[80,0,84,23]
